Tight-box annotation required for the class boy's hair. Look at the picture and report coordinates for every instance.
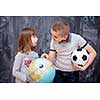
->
[51,21,70,36]
[17,28,37,53]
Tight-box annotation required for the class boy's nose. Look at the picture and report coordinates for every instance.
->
[52,37,55,41]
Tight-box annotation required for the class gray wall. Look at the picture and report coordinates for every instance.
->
[0,16,99,82]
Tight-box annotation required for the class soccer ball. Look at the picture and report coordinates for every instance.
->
[71,48,89,66]
[28,58,56,83]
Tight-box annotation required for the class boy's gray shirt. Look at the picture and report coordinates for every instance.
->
[12,51,39,82]
[50,33,87,72]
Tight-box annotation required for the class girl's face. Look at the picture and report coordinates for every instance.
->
[31,35,38,47]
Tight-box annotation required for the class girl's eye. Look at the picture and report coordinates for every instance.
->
[34,36,37,38]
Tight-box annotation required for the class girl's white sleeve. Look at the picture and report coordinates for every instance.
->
[12,53,27,82]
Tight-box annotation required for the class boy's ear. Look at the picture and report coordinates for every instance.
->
[63,35,68,40]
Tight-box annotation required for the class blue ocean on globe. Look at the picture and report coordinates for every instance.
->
[28,58,56,83]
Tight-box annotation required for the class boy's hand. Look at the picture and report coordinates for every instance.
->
[72,64,87,71]
[41,53,49,59]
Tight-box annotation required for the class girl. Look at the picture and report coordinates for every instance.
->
[12,28,39,83]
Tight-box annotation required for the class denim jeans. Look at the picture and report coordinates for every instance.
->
[53,70,79,83]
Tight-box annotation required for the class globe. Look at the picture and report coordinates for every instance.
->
[28,58,56,83]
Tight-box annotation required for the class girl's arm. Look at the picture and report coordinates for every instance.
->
[12,53,27,82]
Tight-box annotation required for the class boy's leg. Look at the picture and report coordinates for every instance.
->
[53,70,63,83]
[53,70,79,83]
[62,71,79,83]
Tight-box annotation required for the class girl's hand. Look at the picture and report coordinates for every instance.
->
[26,75,33,83]
[41,53,49,59]
[72,64,87,71]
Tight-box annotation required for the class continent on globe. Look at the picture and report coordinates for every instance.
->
[28,58,56,83]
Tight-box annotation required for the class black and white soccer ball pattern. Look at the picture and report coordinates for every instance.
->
[71,48,89,67]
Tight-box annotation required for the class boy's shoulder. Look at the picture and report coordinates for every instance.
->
[70,33,82,39]
[70,32,80,37]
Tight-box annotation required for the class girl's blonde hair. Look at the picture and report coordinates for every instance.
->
[17,28,37,53]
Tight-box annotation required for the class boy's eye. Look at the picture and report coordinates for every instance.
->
[54,36,58,38]
[54,37,57,38]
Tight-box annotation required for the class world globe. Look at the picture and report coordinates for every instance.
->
[28,58,56,83]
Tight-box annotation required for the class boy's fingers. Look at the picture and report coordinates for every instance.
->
[41,53,48,58]
[41,54,46,58]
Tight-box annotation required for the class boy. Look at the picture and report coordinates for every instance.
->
[42,21,97,83]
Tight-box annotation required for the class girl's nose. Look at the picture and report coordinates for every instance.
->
[36,38,38,41]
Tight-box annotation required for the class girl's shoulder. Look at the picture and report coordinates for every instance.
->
[15,51,39,59]
[15,52,25,59]
[31,51,38,54]
[31,51,39,58]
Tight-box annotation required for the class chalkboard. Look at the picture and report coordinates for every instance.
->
[0,16,99,82]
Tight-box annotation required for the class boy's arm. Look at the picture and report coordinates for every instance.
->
[41,39,56,62]
[48,50,56,62]
[83,43,97,70]
[73,44,97,71]
[41,50,56,62]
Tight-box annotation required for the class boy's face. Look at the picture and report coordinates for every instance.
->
[51,29,68,42]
